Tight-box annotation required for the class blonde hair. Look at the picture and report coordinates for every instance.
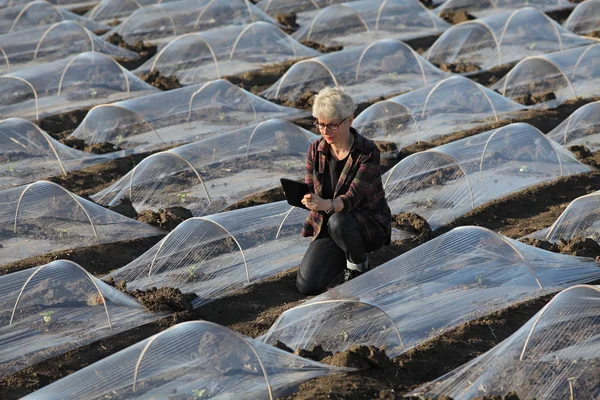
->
[312,86,355,121]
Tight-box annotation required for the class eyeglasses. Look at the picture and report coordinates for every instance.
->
[313,117,348,131]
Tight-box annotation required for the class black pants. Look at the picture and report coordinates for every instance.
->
[297,213,370,295]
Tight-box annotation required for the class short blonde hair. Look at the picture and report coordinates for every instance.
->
[312,86,355,121]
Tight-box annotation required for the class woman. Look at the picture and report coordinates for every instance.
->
[298,87,392,295]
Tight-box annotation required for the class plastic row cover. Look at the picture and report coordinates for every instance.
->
[0,51,157,121]
[257,0,346,15]
[136,22,319,85]
[0,21,137,76]
[0,181,163,266]
[0,260,161,378]
[0,0,97,11]
[261,226,600,358]
[292,0,450,47]
[435,0,574,18]
[108,0,278,44]
[548,100,600,150]
[564,0,600,36]
[415,285,600,399]
[0,0,107,34]
[25,321,352,400]
[262,39,447,105]
[87,0,179,22]
[68,79,308,153]
[381,123,590,230]
[492,43,600,108]
[0,118,118,189]
[92,119,317,216]
[353,76,524,149]
[426,8,593,72]
[107,201,310,307]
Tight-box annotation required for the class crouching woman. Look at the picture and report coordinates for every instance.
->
[298,87,392,295]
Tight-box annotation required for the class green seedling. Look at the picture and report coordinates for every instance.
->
[218,112,225,121]
[40,310,54,324]
[425,197,434,208]
[89,88,98,98]
[56,228,69,239]
[519,165,529,173]
[176,193,188,203]
[192,389,211,399]
[116,135,124,145]
[6,163,15,174]
[475,274,483,285]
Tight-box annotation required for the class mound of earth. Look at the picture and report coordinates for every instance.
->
[392,213,432,238]
[137,206,193,231]
[568,145,600,168]
[138,70,182,90]
[275,12,299,31]
[108,197,138,219]
[106,33,157,69]
[126,286,197,313]
[59,137,120,154]
[520,237,600,259]
[300,40,343,53]
[439,9,475,24]
[438,61,481,74]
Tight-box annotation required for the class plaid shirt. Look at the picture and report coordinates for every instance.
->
[301,128,392,251]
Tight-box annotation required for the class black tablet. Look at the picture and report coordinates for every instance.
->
[280,178,310,210]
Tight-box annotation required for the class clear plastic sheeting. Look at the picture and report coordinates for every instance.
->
[381,123,590,230]
[108,0,278,45]
[69,79,309,153]
[92,119,317,216]
[257,0,346,16]
[262,39,447,105]
[107,201,310,307]
[414,285,600,399]
[426,8,593,72]
[0,118,118,189]
[0,21,137,75]
[292,0,450,47]
[548,100,600,150]
[0,0,107,34]
[261,227,600,358]
[353,76,524,149]
[135,22,320,85]
[434,0,574,19]
[564,0,600,36]
[25,320,352,400]
[0,51,158,121]
[492,43,600,108]
[86,0,179,23]
[0,260,161,378]
[0,0,98,12]
[0,180,163,266]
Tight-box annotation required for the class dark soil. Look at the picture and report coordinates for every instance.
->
[275,12,299,32]
[300,40,343,53]
[439,9,475,25]
[224,59,300,94]
[108,197,138,219]
[138,70,182,90]
[392,212,432,238]
[568,145,600,168]
[136,206,193,231]
[223,186,286,211]
[520,237,600,259]
[125,286,197,313]
[59,137,121,154]
[37,108,91,140]
[106,33,157,70]
[438,61,481,74]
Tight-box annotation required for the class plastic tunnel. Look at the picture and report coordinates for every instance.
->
[69,79,309,153]
[260,226,600,359]
[0,0,108,34]
[434,0,574,18]
[86,0,178,22]
[0,51,158,121]
[0,21,137,76]
[0,0,98,11]
[91,119,317,216]
[136,21,319,85]
[262,39,447,105]
[106,201,310,307]
[564,0,600,36]
[414,284,600,399]
[548,100,600,150]
[0,259,161,378]
[353,75,524,149]
[381,122,591,229]
[292,0,450,47]
[426,8,593,72]
[108,0,278,44]
[0,180,163,266]
[257,0,347,16]
[492,43,600,108]
[24,320,352,400]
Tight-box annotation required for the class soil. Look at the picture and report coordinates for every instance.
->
[439,9,475,25]
[106,33,157,71]
[275,12,299,32]
[520,237,600,259]
[392,212,432,238]
[300,40,343,53]
[568,145,600,168]
[124,286,197,313]
[136,206,194,231]
[224,59,299,94]
[138,70,182,90]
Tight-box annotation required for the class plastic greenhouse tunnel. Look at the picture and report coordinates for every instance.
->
[426,7,593,73]
[0,180,163,266]
[106,0,278,45]
[353,75,524,149]
[292,0,450,47]
[106,201,310,308]
[257,0,347,16]
[0,259,163,378]
[91,119,317,216]
[135,21,320,85]
[261,39,448,105]
[563,0,600,37]
[68,79,309,153]
[547,100,600,150]
[260,226,600,359]
[0,0,108,35]
[0,51,158,121]
[413,284,600,399]
[0,117,120,190]
[86,0,179,23]
[381,122,591,230]
[434,0,574,19]
[492,43,600,108]
[0,21,138,76]
[24,320,353,400]
[0,0,98,11]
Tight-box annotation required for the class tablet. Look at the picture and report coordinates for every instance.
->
[280,178,310,210]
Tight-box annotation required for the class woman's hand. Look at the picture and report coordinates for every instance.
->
[302,193,328,211]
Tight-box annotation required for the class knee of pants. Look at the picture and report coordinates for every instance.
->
[296,272,325,295]
[327,212,354,238]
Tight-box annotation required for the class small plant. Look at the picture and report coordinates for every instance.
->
[6,163,15,174]
[89,88,98,98]
[116,134,124,145]
[40,310,54,324]
[341,331,349,341]
[187,264,197,280]
[218,112,225,121]
[519,165,529,173]
[192,389,211,399]
[176,192,188,203]
[425,197,434,208]
[55,228,69,239]
[475,274,484,285]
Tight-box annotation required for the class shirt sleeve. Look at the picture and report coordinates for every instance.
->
[305,142,316,193]
[337,148,380,212]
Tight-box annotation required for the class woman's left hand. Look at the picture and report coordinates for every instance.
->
[301,193,327,211]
